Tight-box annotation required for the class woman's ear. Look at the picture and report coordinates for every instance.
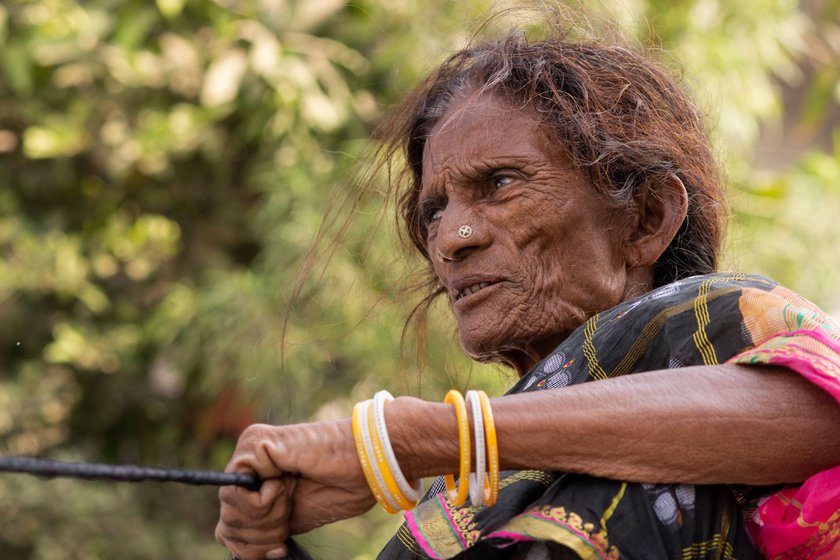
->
[623,174,688,267]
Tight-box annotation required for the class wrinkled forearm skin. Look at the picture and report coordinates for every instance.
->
[387,364,840,486]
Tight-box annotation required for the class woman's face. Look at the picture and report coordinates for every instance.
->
[420,91,639,374]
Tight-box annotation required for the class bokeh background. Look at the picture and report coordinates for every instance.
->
[1,0,839,557]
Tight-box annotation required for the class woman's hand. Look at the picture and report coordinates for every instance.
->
[216,418,376,559]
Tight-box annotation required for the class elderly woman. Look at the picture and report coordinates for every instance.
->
[216,33,840,559]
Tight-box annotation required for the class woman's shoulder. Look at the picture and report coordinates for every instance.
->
[616,272,838,346]
[600,272,777,327]
[636,272,780,304]
[645,272,838,333]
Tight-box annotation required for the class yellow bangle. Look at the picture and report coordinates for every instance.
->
[443,389,470,507]
[477,390,499,506]
[352,401,398,513]
[366,399,417,510]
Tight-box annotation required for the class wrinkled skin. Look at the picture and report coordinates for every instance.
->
[420,91,651,374]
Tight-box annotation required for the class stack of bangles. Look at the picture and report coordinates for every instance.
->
[351,389,499,512]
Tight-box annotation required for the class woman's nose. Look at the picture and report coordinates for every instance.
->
[435,203,490,262]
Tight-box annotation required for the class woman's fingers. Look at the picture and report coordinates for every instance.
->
[219,477,297,520]
[217,477,294,559]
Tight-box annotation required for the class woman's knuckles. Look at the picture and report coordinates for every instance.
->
[220,506,280,527]
[220,501,284,523]
[217,520,289,544]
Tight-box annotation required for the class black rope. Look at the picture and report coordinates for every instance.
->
[0,456,262,490]
[0,456,318,559]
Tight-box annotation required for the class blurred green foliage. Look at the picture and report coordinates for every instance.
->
[0,0,838,557]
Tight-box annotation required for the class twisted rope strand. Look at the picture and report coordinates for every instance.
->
[0,456,262,490]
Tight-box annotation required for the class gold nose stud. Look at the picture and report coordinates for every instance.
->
[458,225,472,239]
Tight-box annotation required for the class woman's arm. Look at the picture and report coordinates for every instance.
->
[217,363,840,558]
[389,364,840,485]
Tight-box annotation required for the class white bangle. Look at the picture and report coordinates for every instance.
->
[359,398,401,512]
[466,390,486,507]
[373,391,423,502]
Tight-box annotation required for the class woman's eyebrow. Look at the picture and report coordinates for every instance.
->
[421,155,534,194]
[417,173,440,197]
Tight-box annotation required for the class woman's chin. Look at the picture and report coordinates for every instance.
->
[457,321,570,374]
[458,332,505,361]
[458,332,525,368]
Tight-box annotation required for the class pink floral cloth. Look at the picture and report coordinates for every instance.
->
[730,286,840,558]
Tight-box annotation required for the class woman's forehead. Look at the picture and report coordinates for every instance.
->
[421,92,572,178]
[428,91,539,143]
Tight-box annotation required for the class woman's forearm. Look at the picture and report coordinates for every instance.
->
[387,364,840,485]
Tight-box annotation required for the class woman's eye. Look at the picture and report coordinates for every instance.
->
[492,175,514,189]
[420,196,445,225]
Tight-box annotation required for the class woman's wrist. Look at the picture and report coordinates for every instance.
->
[384,396,461,481]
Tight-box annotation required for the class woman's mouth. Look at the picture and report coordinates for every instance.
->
[455,281,495,301]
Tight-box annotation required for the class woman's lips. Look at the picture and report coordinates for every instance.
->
[453,280,498,302]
